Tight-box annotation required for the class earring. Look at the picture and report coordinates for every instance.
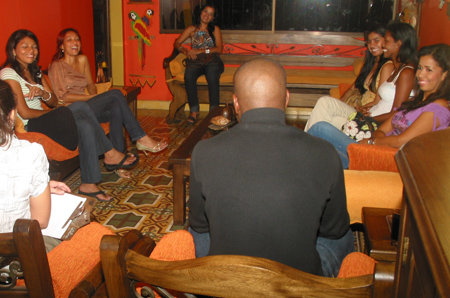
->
[62,49,64,53]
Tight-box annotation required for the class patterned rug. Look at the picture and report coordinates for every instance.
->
[64,110,197,242]
[64,109,364,251]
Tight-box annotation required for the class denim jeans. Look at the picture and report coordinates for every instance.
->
[307,121,357,169]
[184,63,223,113]
[68,101,114,184]
[188,227,354,277]
[87,89,146,153]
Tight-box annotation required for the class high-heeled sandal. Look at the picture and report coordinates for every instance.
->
[136,141,168,156]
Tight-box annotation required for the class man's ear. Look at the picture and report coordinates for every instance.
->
[233,94,240,115]
[285,89,290,108]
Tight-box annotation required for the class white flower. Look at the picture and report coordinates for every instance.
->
[343,121,359,137]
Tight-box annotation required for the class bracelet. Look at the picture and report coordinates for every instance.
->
[178,46,185,52]
[367,138,375,145]
[205,48,210,54]
[41,90,51,102]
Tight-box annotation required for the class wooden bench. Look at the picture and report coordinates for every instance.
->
[164,32,364,123]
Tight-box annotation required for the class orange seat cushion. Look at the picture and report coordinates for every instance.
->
[338,252,377,278]
[348,144,398,172]
[344,170,403,223]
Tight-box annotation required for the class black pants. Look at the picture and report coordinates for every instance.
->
[27,106,78,151]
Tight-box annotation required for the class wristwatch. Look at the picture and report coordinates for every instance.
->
[205,48,210,54]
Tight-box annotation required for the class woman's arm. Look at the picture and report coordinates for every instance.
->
[372,67,415,123]
[211,26,223,54]
[174,26,195,57]
[30,184,51,229]
[81,55,97,95]
[371,112,435,147]
[41,75,59,108]
[4,79,48,119]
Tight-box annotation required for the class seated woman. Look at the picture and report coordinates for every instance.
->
[308,43,450,168]
[305,22,417,132]
[173,3,224,124]
[1,29,137,202]
[0,79,65,251]
[48,28,167,155]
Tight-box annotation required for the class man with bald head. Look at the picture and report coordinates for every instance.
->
[188,58,353,277]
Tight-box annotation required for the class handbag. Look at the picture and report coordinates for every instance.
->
[342,111,379,141]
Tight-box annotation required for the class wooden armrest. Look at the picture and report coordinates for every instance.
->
[163,48,180,69]
[372,261,395,298]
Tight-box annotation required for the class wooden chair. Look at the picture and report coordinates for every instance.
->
[0,219,154,298]
[100,233,394,298]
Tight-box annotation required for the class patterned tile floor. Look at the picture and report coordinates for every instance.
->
[64,109,363,251]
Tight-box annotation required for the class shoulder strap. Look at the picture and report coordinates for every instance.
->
[392,65,414,83]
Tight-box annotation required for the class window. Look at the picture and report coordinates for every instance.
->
[160,0,395,33]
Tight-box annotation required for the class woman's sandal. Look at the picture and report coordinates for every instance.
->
[78,189,112,202]
[104,153,139,171]
[115,169,131,179]
[136,141,168,156]
[187,116,197,124]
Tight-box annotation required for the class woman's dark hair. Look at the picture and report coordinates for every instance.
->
[399,44,450,112]
[386,22,418,66]
[1,29,42,84]
[52,28,82,61]
[0,80,17,147]
[355,24,389,95]
[194,2,219,45]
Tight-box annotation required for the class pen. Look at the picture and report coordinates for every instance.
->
[61,201,83,229]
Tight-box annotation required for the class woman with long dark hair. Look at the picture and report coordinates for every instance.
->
[173,3,224,124]
[1,29,139,202]
[308,43,450,168]
[305,22,417,131]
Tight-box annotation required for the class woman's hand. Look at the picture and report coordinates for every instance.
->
[25,85,45,100]
[356,105,372,116]
[187,48,203,60]
[49,181,71,195]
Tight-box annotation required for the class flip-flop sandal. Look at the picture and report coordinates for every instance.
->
[187,116,197,124]
[104,153,139,171]
[78,189,113,202]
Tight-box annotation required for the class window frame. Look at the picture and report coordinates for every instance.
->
[159,0,399,43]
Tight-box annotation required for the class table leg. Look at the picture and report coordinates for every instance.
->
[172,164,187,226]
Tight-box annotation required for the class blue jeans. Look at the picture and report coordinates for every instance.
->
[307,121,357,169]
[188,227,354,278]
[87,89,146,153]
[184,63,223,113]
[68,102,114,183]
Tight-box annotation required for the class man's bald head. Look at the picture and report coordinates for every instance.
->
[233,58,288,115]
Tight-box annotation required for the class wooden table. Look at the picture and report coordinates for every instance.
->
[168,106,223,226]
[362,207,400,262]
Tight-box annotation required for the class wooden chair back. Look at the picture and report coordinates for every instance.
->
[0,219,55,298]
[100,233,393,298]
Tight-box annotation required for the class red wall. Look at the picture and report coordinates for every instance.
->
[418,0,450,47]
[0,0,95,77]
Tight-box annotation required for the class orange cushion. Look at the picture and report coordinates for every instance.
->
[348,143,398,172]
[344,170,403,223]
[16,223,114,298]
[338,252,377,278]
[48,223,114,298]
[150,230,196,261]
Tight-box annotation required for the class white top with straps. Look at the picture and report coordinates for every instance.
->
[369,65,415,117]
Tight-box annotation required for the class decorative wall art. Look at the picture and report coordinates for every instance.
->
[129,74,156,88]
[128,9,154,69]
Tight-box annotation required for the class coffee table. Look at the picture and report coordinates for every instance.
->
[169,106,223,226]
